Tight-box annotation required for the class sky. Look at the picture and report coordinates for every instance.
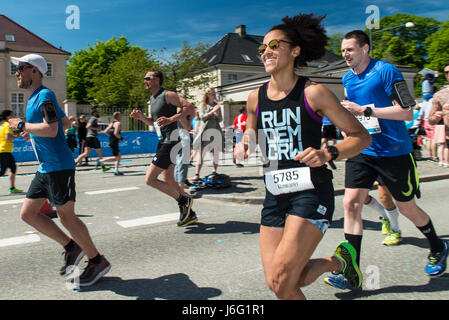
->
[1,0,448,58]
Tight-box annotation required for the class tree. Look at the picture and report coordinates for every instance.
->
[366,14,440,69]
[425,20,449,89]
[67,36,132,104]
[154,41,215,100]
[326,33,343,57]
[92,47,161,109]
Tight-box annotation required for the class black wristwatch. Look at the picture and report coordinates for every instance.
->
[363,106,373,117]
[17,121,25,133]
[326,146,339,161]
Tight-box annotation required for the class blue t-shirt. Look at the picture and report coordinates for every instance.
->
[26,86,75,173]
[343,59,412,157]
[322,116,333,126]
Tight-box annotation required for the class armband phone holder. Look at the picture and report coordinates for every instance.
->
[391,81,416,109]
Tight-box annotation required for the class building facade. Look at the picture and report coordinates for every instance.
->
[0,15,71,118]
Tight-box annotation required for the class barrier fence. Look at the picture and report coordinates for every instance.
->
[12,131,160,162]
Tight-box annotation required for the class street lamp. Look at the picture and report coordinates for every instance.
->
[368,22,415,58]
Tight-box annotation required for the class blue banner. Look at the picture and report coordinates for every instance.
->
[12,131,159,162]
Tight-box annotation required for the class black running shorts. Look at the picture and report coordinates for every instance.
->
[109,140,120,156]
[152,142,177,170]
[345,153,420,202]
[86,137,101,149]
[26,170,76,207]
[0,153,17,176]
[261,174,335,232]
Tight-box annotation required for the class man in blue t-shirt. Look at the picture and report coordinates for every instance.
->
[8,54,110,287]
[324,31,448,291]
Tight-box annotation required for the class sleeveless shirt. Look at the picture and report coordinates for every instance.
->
[257,77,332,181]
[150,88,179,144]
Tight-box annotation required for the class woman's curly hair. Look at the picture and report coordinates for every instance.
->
[269,13,328,67]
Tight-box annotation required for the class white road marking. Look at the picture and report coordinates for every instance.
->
[85,187,140,195]
[116,213,179,228]
[0,234,40,248]
[0,198,25,206]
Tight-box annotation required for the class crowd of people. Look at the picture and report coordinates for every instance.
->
[2,12,449,299]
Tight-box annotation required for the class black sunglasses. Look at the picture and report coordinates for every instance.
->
[17,65,34,73]
[444,71,449,75]
[144,75,158,81]
[258,39,294,55]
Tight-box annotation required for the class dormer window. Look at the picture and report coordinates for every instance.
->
[241,54,252,62]
[5,34,15,42]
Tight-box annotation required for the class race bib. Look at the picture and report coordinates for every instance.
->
[265,167,314,196]
[356,104,381,134]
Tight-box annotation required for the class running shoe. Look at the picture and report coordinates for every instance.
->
[78,255,111,287]
[323,274,361,290]
[426,240,449,277]
[382,230,402,246]
[114,171,124,176]
[381,219,391,235]
[178,196,194,224]
[324,241,362,290]
[9,187,23,194]
[102,165,110,172]
[60,242,85,277]
[177,211,198,227]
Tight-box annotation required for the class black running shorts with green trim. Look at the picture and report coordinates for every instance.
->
[26,170,76,207]
[345,153,420,202]
[261,173,335,231]
[152,142,177,170]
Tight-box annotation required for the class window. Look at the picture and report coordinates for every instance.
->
[228,74,237,82]
[241,54,253,62]
[46,62,53,77]
[5,34,15,42]
[10,62,18,75]
[10,93,26,119]
[208,55,217,64]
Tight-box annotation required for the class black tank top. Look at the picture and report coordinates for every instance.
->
[150,88,179,144]
[109,120,120,143]
[257,77,331,180]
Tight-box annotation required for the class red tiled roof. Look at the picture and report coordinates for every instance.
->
[0,14,70,56]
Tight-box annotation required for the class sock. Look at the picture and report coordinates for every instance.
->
[385,207,400,233]
[365,196,388,220]
[64,239,75,252]
[345,233,362,267]
[417,219,444,254]
[89,253,102,265]
[177,195,187,206]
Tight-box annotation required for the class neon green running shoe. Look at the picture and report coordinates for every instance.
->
[381,219,391,235]
[382,231,402,246]
[330,241,363,289]
[102,165,110,172]
[9,187,23,194]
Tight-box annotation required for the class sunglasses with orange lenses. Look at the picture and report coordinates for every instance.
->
[258,39,294,55]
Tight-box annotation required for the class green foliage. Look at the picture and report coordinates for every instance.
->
[425,20,449,89]
[68,37,213,107]
[67,36,131,104]
[92,47,161,109]
[366,13,440,69]
[155,41,215,100]
[326,33,343,57]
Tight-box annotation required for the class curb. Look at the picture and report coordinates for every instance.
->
[200,173,449,205]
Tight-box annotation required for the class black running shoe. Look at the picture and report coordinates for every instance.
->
[177,211,198,227]
[178,196,194,224]
[60,242,85,277]
[78,255,111,287]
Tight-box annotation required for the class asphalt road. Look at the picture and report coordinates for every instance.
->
[0,164,448,302]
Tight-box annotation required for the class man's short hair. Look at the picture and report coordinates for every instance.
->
[148,69,164,86]
[344,30,370,50]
